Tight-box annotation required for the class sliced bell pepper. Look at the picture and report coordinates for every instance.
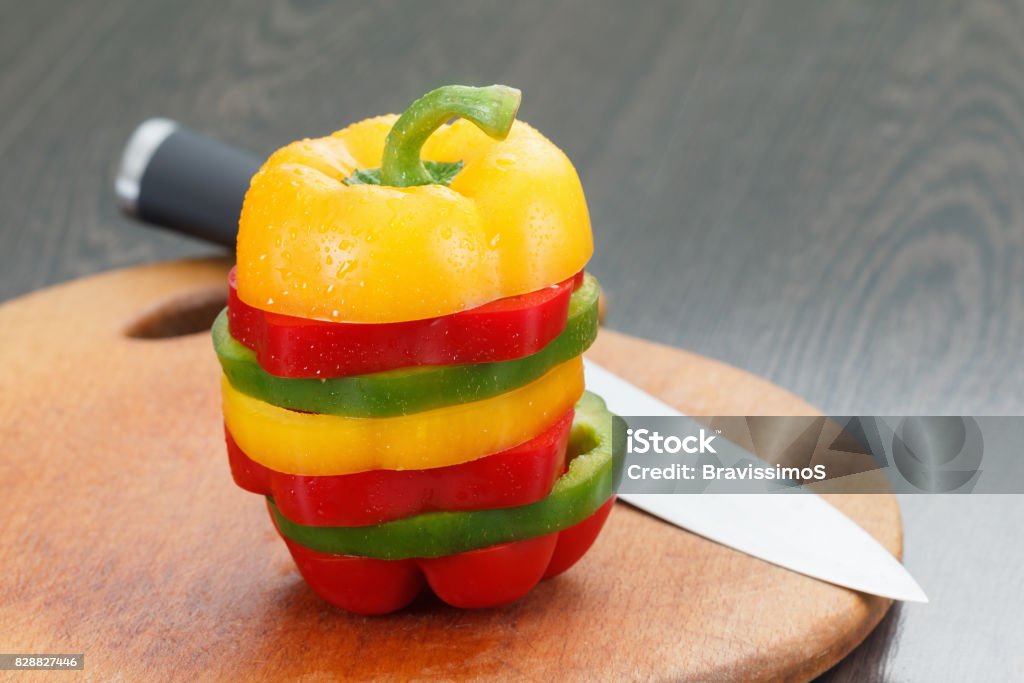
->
[227,409,572,526]
[282,498,614,614]
[214,273,599,416]
[221,357,584,476]
[268,391,625,559]
[236,85,593,323]
[226,268,582,378]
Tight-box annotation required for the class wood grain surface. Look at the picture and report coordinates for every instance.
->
[0,258,902,682]
[3,2,1023,679]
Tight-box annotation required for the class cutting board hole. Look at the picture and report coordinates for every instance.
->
[124,287,226,339]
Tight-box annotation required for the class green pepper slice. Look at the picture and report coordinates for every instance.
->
[269,391,625,560]
[213,274,600,417]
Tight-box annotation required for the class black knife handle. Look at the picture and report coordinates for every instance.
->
[115,118,262,247]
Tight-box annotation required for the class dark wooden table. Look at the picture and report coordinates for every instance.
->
[3,1,1022,679]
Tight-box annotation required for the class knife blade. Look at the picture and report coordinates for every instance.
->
[585,359,928,603]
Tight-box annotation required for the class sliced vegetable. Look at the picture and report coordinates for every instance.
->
[268,392,625,559]
[226,268,583,379]
[282,498,614,614]
[227,410,572,527]
[221,357,584,476]
[215,273,598,416]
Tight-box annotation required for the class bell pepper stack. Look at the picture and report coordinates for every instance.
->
[213,85,624,614]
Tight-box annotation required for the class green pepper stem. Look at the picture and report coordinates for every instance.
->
[380,85,521,187]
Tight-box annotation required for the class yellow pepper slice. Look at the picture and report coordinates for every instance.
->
[236,85,593,323]
[221,356,585,475]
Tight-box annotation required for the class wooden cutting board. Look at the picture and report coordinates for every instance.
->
[0,258,900,682]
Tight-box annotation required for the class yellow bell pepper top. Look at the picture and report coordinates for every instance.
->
[235,85,593,323]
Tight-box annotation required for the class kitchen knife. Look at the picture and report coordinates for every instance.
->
[115,118,928,603]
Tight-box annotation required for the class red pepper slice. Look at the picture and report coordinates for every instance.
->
[281,498,614,614]
[227,268,584,378]
[227,410,573,526]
